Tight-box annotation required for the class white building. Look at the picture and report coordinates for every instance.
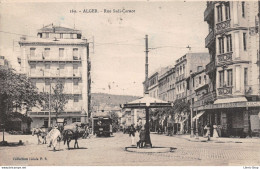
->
[19,24,90,128]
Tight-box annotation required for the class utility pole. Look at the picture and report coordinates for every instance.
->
[145,35,149,93]
[258,1,260,95]
[144,35,152,147]
[48,83,51,128]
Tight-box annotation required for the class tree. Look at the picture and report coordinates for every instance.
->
[172,99,191,133]
[0,67,43,124]
[110,111,119,132]
[41,82,69,119]
[0,67,42,143]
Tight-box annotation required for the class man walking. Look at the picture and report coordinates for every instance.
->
[129,124,136,146]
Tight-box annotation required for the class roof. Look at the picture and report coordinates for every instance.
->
[38,25,81,34]
[123,93,172,109]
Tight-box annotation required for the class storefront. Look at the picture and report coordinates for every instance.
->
[194,101,260,138]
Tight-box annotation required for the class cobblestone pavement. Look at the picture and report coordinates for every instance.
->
[0,132,259,166]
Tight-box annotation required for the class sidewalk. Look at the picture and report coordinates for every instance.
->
[151,132,260,144]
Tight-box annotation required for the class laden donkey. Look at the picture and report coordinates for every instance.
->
[62,124,85,150]
[32,128,48,144]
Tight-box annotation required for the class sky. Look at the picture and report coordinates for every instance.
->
[0,1,208,96]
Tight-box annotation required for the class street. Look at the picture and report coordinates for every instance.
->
[0,132,259,166]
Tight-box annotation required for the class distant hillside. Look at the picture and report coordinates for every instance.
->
[91,93,139,110]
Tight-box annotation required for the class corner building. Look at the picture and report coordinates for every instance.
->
[204,1,260,137]
[19,24,91,128]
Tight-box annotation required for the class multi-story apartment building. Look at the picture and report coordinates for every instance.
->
[147,71,159,99]
[158,66,172,101]
[204,1,260,137]
[19,24,90,128]
[175,53,210,101]
[167,67,176,102]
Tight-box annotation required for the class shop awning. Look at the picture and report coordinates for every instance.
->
[192,111,205,121]
[214,97,247,104]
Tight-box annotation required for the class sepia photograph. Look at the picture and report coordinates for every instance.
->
[0,0,260,167]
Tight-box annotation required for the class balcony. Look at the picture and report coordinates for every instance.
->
[204,1,214,21]
[217,52,233,64]
[200,91,217,103]
[205,61,216,74]
[218,86,232,95]
[205,30,215,48]
[216,19,231,34]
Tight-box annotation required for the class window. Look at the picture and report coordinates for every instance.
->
[73,64,78,69]
[44,48,50,58]
[44,119,48,128]
[45,80,50,86]
[70,34,73,39]
[219,71,224,87]
[243,33,247,51]
[225,2,230,20]
[242,1,245,18]
[30,48,36,57]
[59,64,65,69]
[244,68,248,86]
[192,77,195,87]
[204,75,207,83]
[226,35,232,52]
[30,64,36,69]
[46,33,49,38]
[218,37,224,54]
[45,64,50,69]
[60,33,63,39]
[59,48,64,57]
[73,80,79,86]
[199,76,202,84]
[73,48,78,57]
[197,66,202,72]
[72,117,81,123]
[217,5,223,22]
[74,96,79,102]
[31,81,36,87]
[227,69,233,86]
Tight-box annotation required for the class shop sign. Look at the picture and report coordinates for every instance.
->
[246,102,260,107]
[204,102,246,109]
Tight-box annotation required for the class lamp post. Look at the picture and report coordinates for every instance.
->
[195,110,199,139]
[190,104,194,138]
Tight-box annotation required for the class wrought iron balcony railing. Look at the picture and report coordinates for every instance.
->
[216,19,231,34]
[218,86,232,95]
[205,30,214,48]
[217,52,233,63]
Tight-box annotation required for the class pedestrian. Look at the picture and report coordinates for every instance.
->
[213,124,219,138]
[137,127,146,148]
[204,124,211,141]
[129,124,136,146]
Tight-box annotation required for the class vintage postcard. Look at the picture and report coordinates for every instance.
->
[0,0,260,167]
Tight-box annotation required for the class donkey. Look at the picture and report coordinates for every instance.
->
[32,128,48,144]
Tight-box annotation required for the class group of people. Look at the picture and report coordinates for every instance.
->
[129,124,146,148]
[203,124,219,140]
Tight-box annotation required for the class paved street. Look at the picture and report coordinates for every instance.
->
[0,132,259,166]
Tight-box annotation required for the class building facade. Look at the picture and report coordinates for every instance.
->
[19,24,90,128]
[203,1,260,137]
[147,72,159,99]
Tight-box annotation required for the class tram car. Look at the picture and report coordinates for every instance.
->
[93,115,112,137]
